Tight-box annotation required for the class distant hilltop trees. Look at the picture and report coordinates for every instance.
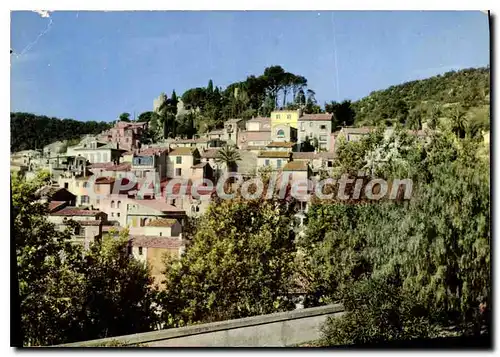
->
[10,112,111,153]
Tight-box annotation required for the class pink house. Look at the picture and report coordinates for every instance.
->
[99,121,148,151]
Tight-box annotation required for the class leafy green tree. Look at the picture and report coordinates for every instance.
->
[119,113,131,122]
[13,172,158,346]
[157,198,297,327]
[137,111,154,123]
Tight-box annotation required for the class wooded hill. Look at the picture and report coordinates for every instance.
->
[10,113,111,153]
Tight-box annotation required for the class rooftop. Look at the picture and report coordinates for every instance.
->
[130,198,185,213]
[341,127,375,135]
[291,152,319,160]
[89,162,132,172]
[266,141,295,148]
[48,201,67,213]
[129,235,185,249]
[283,161,309,172]
[134,147,169,157]
[200,148,220,159]
[169,147,198,156]
[247,117,270,123]
[145,218,178,227]
[50,207,102,217]
[257,151,291,159]
[299,113,333,121]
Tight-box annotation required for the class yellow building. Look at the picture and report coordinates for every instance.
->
[270,110,301,132]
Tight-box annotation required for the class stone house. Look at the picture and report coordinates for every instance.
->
[166,147,201,180]
[99,121,148,151]
[257,151,292,170]
[297,113,333,151]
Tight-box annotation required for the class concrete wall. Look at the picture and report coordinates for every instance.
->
[56,304,344,347]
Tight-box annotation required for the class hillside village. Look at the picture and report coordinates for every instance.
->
[11,65,491,347]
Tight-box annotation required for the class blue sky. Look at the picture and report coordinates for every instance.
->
[11,11,489,122]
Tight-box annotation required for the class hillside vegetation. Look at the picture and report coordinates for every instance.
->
[10,112,111,153]
[349,66,490,130]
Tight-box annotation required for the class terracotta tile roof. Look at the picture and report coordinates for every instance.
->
[50,207,102,216]
[191,162,209,169]
[146,218,178,227]
[48,201,67,213]
[130,198,185,213]
[89,162,131,171]
[266,141,295,148]
[135,147,169,157]
[257,151,291,159]
[129,236,185,249]
[169,147,198,156]
[283,161,309,171]
[299,113,333,121]
[200,148,219,158]
[291,152,319,160]
[247,117,270,123]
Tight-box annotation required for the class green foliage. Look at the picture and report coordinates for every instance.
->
[351,67,490,128]
[157,198,297,327]
[10,112,111,152]
[119,113,131,122]
[321,277,437,346]
[137,111,154,123]
[13,174,157,346]
[303,127,490,343]
[215,145,242,173]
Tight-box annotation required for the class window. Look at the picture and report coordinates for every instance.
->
[276,114,281,119]
[74,226,81,235]
[117,213,121,218]
[277,159,282,168]
[64,182,69,189]
[287,114,291,119]
[176,156,182,164]
[127,245,132,255]
[83,182,89,188]
[111,212,114,217]
[277,129,285,138]
[320,135,328,142]
[176,168,182,176]
[81,195,89,204]
[96,199,100,205]
[265,159,270,166]
[309,122,313,127]
[138,247,143,255]
[320,125,327,130]
[117,201,121,208]
[300,122,305,131]
[111,200,115,208]
[328,161,333,168]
